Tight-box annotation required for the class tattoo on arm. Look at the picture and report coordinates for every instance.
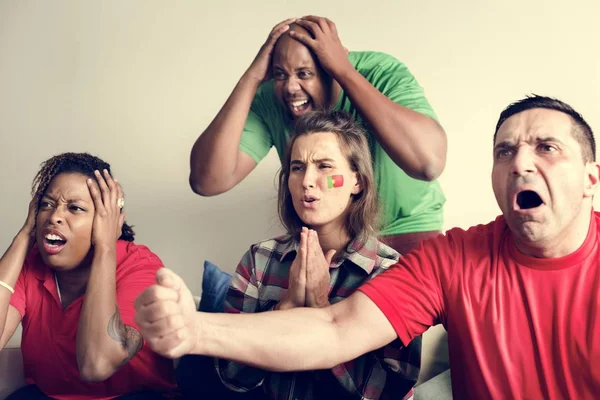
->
[107,306,143,367]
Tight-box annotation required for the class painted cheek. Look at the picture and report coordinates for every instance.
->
[326,175,344,189]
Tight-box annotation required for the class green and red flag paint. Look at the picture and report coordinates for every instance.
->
[327,175,344,189]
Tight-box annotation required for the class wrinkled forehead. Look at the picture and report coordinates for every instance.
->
[494,108,576,145]
[291,132,345,161]
[44,172,93,200]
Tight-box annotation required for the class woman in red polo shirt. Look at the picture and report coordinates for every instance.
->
[0,153,176,399]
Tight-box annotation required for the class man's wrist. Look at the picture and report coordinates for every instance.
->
[240,70,265,88]
[329,60,356,82]
[190,313,205,355]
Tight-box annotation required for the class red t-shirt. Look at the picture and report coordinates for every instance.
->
[9,240,176,400]
[359,213,600,399]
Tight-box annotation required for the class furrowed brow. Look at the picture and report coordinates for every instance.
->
[314,158,336,163]
[493,140,515,152]
[536,136,563,145]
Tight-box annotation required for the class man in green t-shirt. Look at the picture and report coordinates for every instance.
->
[190,15,447,255]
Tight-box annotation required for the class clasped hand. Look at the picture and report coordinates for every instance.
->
[279,227,336,310]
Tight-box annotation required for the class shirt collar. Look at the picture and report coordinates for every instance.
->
[278,234,381,275]
[27,246,60,303]
[29,245,51,282]
[279,236,298,262]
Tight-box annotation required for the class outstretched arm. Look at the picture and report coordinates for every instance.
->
[135,268,398,372]
[292,16,447,181]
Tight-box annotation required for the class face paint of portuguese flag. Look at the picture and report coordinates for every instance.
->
[327,175,344,189]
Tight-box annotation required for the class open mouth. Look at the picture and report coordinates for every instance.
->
[516,190,544,210]
[42,230,67,255]
[302,195,319,207]
[288,99,312,116]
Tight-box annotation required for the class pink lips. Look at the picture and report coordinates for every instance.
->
[43,242,66,255]
[302,200,318,209]
[301,195,319,209]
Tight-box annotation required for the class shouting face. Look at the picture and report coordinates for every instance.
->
[35,173,95,270]
[492,108,599,256]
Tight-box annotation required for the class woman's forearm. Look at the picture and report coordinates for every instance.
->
[0,231,31,340]
[77,247,140,382]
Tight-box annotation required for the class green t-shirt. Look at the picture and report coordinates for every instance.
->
[239,51,445,236]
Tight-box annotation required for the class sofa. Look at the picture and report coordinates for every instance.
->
[0,324,24,399]
[0,324,451,399]
[0,265,452,399]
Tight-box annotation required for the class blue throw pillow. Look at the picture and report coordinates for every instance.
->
[198,260,232,313]
[177,261,265,398]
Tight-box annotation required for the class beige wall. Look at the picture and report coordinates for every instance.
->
[1,0,599,295]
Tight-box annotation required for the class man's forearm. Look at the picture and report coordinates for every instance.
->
[334,68,447,181]
[189,73,262,195]
[194,305,360,372]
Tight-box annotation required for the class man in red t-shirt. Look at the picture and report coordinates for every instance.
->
[136,95,600,399]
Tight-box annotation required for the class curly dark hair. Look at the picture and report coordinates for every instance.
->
[31,152,135,241]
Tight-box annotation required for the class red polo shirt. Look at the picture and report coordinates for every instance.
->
[9,240,176,400]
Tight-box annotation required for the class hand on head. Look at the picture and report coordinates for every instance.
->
[20,195,38,243]
[288,16,352,78]
[246,17,297,83]
[134,267,198,359]
[279,227,335,310]
[86,169,125,249]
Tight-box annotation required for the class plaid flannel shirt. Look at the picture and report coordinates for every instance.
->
[216,234,421,400]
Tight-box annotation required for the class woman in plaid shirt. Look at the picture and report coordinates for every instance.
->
[216,110,420,400]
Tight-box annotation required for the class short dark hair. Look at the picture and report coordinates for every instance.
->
[31,152,135,241]
[494,94,595,162]
[278,110,379,243]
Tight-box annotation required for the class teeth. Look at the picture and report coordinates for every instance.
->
[45,233,63,241]
[291,100,308,108]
